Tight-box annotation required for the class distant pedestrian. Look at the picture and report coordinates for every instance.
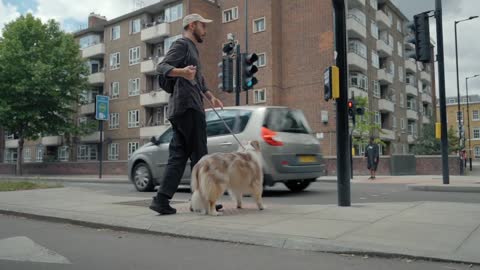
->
[364,136,379,180]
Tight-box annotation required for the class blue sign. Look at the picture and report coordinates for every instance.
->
[95,95,109,121]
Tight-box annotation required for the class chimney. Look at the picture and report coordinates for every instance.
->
[88,12,107,28]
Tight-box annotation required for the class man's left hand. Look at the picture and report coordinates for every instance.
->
[211,97,224,109]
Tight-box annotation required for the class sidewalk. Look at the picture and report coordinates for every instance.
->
[0,187,479,264]
[0,175,129,184]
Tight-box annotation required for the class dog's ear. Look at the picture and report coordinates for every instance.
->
[250,140,261,151]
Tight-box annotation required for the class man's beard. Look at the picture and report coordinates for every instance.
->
[193,29,204,43]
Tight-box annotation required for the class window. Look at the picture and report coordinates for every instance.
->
[256,53,267,67]
[108,143,119,160]
[253,17,266,33]
[397,20,403,33]
[128,78,140,96]
[398,67,404,82]
[111,82,120,99]
[79,35,100,49]
[397,42,403,57]
[109,113,120,129]
[36,147,43,162]
[110,52,120,70]
[448,98,456,104]
[262,108,311,134]
[371,21,378,39]
[254,89,266,104]
[473,110,479,121]
[374,112,382,125]
[407,97,416,111]
[392,116,397,129]
[128,110,140,128]
[223,7,238,23]
[165,3,183,23]
[373,81,380,98]
[111,25,120,40]
[164,35,182,54]
[401,119,405,130]
[4,149,17,163]
[129,47,141,65]
[475,147,480,158]
[372,50,379,68]
[349,40,367,58]
[77,145,97,161]
[474,128,480,139]
[24,148,31,162]
[128,142,140,159]
[370,0,378,9]
[388,61,395,75]
[130,19,141,34]
[58,146,69,162]
[350,72,368,91]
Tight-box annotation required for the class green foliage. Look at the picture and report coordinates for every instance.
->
[351,96,385,148]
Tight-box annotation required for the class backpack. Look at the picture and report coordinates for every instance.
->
[157,39,190,94]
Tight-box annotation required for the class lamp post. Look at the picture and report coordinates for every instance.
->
[466,74,480,171]
[454,16,478,175]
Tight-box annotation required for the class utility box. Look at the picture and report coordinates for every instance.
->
[390,155,416,175]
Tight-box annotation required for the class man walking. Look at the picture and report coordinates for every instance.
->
[149,14,224,215]
[364,136,380,180]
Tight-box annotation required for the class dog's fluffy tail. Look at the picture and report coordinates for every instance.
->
[190,164,205,212]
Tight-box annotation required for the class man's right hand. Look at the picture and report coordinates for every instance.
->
[182,65,197,81]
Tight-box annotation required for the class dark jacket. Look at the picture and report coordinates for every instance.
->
[156,37,208,120]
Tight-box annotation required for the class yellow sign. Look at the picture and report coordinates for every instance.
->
[435,122,441,139]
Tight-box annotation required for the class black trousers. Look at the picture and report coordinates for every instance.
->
[157,109,207,199]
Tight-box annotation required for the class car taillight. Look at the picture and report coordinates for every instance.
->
[261,127,283,146]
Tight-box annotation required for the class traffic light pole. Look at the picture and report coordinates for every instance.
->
[333,0,351,206]
[235,44,241,106]
[435,0,450,184]
[245,0,249,105]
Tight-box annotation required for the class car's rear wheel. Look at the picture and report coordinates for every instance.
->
[285,179,313,192]
[133,162,154,192]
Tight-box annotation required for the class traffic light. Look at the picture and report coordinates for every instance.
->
[324,66,340,101]
[218,56,234,92]
[406,12,432,63]
[348,99,356,126]
[242,53,258,91]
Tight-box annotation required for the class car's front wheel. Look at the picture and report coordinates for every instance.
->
[133,162,154,192]
[284,179,313,192]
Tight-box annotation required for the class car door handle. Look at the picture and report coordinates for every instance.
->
[219,142,233,146]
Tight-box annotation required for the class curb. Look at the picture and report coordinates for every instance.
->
[0,177,129,185]
[407,184,480,193]
[0,208,479,265]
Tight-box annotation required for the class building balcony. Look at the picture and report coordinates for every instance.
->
[80,131,101,143]
[5,139,19,149]
[347,14,367,39]
[380,129,395,141]
[378,69,394,85]
[348,87,368,99]
[79,103,95,115]
[422,116,431,124]
[88,72,105,86]
[421,71,431,83]
[378,99,395,113]
[408,134,416,144]
[405,59,417,72]
[406,84,418,96]
[141,57,164,75]
[376,10,393,29]
[348,0,366,8]
[422,92,432,104]
[407,109,419,120]
[140,90,170,107]
[41,136,62,146]
[141,23,171,44]
[347,52,368,71]
[377,39,393,57]
[140,125,170,138]
[81,43,105,59]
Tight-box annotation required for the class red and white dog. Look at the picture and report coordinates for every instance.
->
[190,141,264,216]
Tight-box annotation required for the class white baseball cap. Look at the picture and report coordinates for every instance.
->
[183,13,213,28]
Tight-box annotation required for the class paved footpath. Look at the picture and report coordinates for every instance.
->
[0,187,479,264]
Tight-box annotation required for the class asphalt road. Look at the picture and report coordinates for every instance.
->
[1,214,478,270]
[64,181,480,206]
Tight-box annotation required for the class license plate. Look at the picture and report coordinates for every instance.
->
[298,155,317,163]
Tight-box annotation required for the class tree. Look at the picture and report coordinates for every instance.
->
[0,14,93,175]
[413,123,440,155]
[447,126,461,154]
[351,96,385,153]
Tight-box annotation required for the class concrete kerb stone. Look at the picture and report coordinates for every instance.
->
[0,176,129,185]
[407,184,480,193]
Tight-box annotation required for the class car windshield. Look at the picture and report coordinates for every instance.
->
[263,108,311,134]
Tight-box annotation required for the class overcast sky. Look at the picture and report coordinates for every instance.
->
[1,0,479,97]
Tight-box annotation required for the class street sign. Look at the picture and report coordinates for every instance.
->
[95,95,109,121]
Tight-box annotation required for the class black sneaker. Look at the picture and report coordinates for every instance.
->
[149,195,176,215]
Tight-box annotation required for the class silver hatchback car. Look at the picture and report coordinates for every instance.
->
[128,106,326,192]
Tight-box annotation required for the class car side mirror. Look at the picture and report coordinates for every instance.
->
[150,136,159,145]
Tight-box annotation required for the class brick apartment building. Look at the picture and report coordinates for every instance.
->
[2,0,435,167]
